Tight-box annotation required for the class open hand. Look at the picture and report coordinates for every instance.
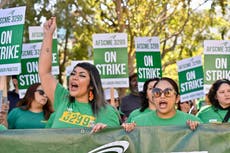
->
[91,123,107,133]
[122,122,136,132]
[187,120,199,131]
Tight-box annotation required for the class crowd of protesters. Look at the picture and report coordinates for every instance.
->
[1,17,230,133]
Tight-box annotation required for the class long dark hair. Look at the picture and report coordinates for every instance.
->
[140,78,160,112]
[208,79,230,109]
[17,83,53,120]
[69,62,106,115]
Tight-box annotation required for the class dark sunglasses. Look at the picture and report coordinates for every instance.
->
[108,98,120,102]
[36,90,45,96]
[152,88,176,98]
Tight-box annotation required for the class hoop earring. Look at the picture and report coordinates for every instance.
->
[89,90,94,101]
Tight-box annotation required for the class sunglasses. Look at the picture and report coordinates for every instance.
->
[36,90,45,96]
[113,98,120,102]
[152,88,176,98]
[108,98,120,102]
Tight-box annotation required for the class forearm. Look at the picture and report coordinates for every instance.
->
[39,33,53,76]
[2,116,8,128]
[0,112,8,129]
[38,17,57,102]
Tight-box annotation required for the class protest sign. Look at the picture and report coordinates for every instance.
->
[135,37,162,91]
[0,6,26,76]
[204,40,230,93]
[28,26,59,75]
[18,43,41,98]
[93,33,129,88]
[177,56,204,102]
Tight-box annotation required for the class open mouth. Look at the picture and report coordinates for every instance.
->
[70,83,79,91]
[158,101,167,109]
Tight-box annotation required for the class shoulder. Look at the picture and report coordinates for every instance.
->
[7,90,15,95]
[101,104,117,113]
[56,83,68,93]
[54,83,69,104]
[127,109,141,122]
[121,94,141,104]
[129,108,150,117]
[9,107,22,113]
[121,94,131,101]
[177,111,201,122]
[199,105,212,112]
[8,107,24,118]
[132,111,154,122]
[196,105,213,116]
[130,108,141,116]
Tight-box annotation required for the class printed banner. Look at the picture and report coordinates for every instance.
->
[1,124,230,153]
[0,6,26,76]
[177,56,204,102]
[135,37,162,91]
[203,40,230,93]
[93,33,129,88]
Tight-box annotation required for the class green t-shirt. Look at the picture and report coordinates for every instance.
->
[51,83,120,128]
[126,108,152,123]
[0,124,7,130]
[7,108,46,129]
[196,105,228,123]
[131,110,202,126]
[45,112,56,128]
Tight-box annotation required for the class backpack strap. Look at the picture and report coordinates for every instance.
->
[222,109,230,123]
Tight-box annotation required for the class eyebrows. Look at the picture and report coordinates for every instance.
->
[72,70,88,75]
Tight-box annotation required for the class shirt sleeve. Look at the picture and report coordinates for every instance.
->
[54,83,69,110]
[7,108,18,129]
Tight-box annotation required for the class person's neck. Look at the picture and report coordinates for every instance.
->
[219,103,230,109]
[148,102,156,110]
[75,97,89,103]
[131,91,139,96]
[29,104,43,113]
[156,109,177,119]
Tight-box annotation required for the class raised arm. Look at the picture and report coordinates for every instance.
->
[38,17,57,103]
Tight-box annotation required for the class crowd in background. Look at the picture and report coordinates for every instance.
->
[1,73,230,132]
[1,17,230,133]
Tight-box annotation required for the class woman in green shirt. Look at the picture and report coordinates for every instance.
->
[7,83,53,129]
[122,77,201,132]
[196,79,230,123]
[39,17,120,132]
[126,78,159,123]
